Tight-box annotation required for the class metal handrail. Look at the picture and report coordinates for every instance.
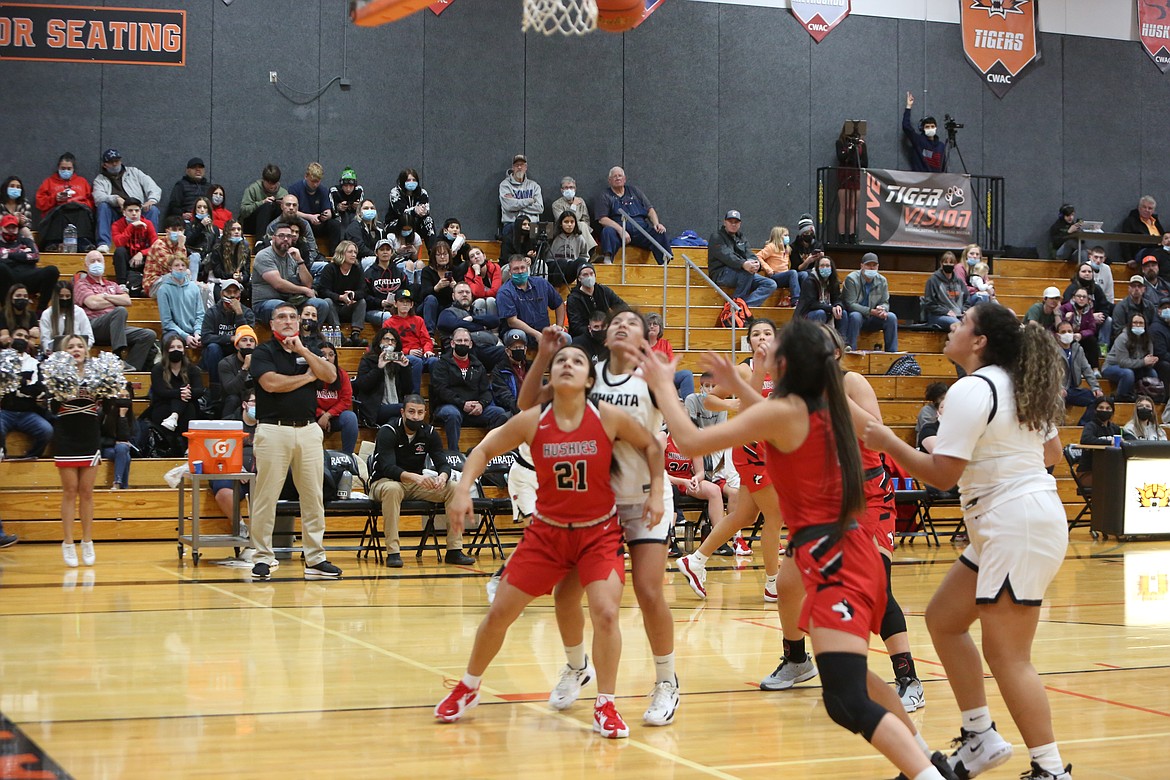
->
[617,208,673,285]
[676,251,740,358]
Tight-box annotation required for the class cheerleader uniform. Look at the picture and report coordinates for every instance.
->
[53,392,102,468]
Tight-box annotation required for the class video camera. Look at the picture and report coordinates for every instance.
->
[944,114,964,132]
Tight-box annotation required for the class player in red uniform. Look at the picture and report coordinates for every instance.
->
[664,432,732,539]
[636,317,959,780]
[434,343,662,739]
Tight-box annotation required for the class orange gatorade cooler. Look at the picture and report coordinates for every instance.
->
[184,420,247,474]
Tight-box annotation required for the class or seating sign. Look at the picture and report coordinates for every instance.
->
[0,4,185,66]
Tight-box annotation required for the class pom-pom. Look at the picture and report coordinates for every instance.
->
[0,349,21,398]
[41,351,81,402]
[84,351,126,399]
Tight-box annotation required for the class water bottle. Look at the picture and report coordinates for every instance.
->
[330,326,341,347]
[337,470,352,500]
[63,224,77,253]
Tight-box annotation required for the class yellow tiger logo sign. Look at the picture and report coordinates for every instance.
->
[1136,483,1170,508]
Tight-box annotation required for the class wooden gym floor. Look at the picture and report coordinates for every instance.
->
[1,532,1168,779]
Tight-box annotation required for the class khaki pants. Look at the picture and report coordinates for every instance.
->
[370,478,462,555]
[250,423,327,567]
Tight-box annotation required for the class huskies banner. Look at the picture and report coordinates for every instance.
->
[1139,0,1170,72]
[959,0,1041,98]
[858,169,975,250]
[791,0,850,43]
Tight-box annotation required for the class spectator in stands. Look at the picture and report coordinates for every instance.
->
[156,256,204,349]
[354,327,413,427]
[298,304,325,353]
[430,328,509,450]
[208,220,251,295]
[289,162,337,251]
[489,331,530,415]
[756,226,800,307]
[594,166,668,265]
[439,217,472,266]
[1024,286,1062,331]
[388,214,425,285]
[75,251,156,371]
[1123,395,1167,441]
[1078,396,1121,479]
[329,167,364,238]
[1103,312,1159,402]
[968,261,996,304]
[218,325,257,421]
[0,325,50,460]
[207,183,233,230]
[953,243,983,299]
[1055,320,1103,424]
[144,216,190,298]
[1,175,34,240]
[1113,275,1157,345]
[496,254,565,346]
[1146,232,1170,284]
[238,163,286,235]
[708,210,776,308]
[165,157,209,220]
[645,312,695,400]
[92,149,162,253]
[111,198,157,291]
[99,384,136,490]
[210,388,256,529]
[551,176,597,256]
[364,239,408,328]
[499,214,538,265]
[250,223,333,325]
[842,252,899,352]
[465,246,502,312]
[499,154,543,235]
[386,168,435,249]
[1059,287,1104,367]
[1141,255,1170,307]
[1049,204,1088,262]
[314,343,358,454]
[835,124,868,242]
[53,334,104,568]
[267,193,320,266]
[902,92,945,172]
[419,240,465,335]
[795,254,847,338]
[0,213,57,311]
[1119,195,1164,240]
[1085,246,1115,302]
[573,310,610,364]
[915,381,947,439]
[922,251,968,328]
[1152,297,1170,389]
[1063,261,1112,314]
[0,284,37,344]
[344,198,385,261]
[386,288,437,393]
[791,215,826,279]
[35,152,95,250]
[566,262,624,340]
[185,196,220,277]
[547,210,589,284]
[39,280,93,350]
[368,394,472,568]
[316,240,368,346]
[200,278,254,388]
[437,281,503,364]
[151,332,205,446]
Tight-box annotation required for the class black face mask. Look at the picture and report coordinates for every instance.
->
[302,320,318,332]
[1095,409,1113,423]
[1137,407,1155,421]
[238,347,254,357]
[509,348,526,363]
[941,265,954,275]
[11,298,28,310]
[10,338,27,353]
[403,417,421,432]
[452,343,471,358]
[168,349,184,363]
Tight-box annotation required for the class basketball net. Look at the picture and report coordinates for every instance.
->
[522,0,597,35]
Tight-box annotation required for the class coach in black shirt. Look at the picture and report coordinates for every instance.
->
[248,300,343,581]
[368,394,472,568]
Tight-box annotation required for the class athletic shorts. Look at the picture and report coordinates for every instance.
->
[859,471,896,554]
[959,490,1067,606]
[507,461,537,521]
[713,465,741,490]
[793,525,886,641]
[618,490,674,545]
[733,446,770,493]
[503,516,625,597]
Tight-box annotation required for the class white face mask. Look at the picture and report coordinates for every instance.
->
[1058,332,1075,346]
[562,189,575,200]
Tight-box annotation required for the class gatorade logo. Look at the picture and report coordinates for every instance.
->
[206,438,238,458]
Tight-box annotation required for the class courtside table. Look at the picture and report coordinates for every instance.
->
[178,471,252,565]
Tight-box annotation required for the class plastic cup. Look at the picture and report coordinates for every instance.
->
[1112,434,1121,447]
[192,460,203,474]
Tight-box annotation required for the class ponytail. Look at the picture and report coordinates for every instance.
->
[823,353,865,529]
[1015,321,1065,431]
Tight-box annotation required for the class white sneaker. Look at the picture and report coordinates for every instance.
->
[760,656,818,690]
[763,574,778,603]
[947,723,1013,777]
[79,540,96,566]
[161,413,179,431]
[676,554,707,598]
[896,676,925,712]
[485,573,500,604]
[548,658,595,711]
[62,542,78,568]
[96,244,110,254]
[643,677,680,726]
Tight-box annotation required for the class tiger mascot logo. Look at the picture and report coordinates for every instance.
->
[1136,483,1170,508]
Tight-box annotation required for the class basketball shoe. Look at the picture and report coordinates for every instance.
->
[549,657,595,711]
[947,723,1013,777]
[643,676,679,726]
[760,656,818,690]
[434,680,479,723]
[593,699,629,739]
[676,554,707,598]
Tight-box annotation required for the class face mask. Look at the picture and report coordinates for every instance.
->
[12,299,28,310]
[11,338,27,353]
[509,348,526,363]
[512,272,529,286]
[782,235,790,246]
[6,187,20,199]
[401,229,412,237]
[1090,260,1101,271]
[126,214,139,224]
[562,189,575,200]
[862,268,878,280]
[211,194,224,206]
[967,256,978,265]
[58,169,73,180]
[1058,332,1075,346]
[302,320,318,332]
[229,235,243,244]
[238,347,254,357]
[172,270,189,283]
[59,298,71,306]
[168,231,182,243]
[223,297,238,309]
[404,181,418,192]
[817,267,831,278]
[443,232,456,242]
[1137,407,1155,421]
[1096,409,1113,423]
[1162,310,1170,322]
[362,209,377,221]
[579,275,595,289]
[1131,327,1146,336]
[168,349,184,363]
[941,265,954,275]
[88,262,105,277]
[105,164,123,175]
[924,128,937,138]
[244,403,256,418]
[403,417,421,432]
[452,343,471,358]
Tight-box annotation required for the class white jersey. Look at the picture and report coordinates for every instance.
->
[590,359,669,506]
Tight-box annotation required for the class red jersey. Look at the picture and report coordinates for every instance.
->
[664,435,694,480]
[531,402,616,526]
[763,406,850,533]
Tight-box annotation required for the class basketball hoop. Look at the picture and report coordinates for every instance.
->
[522,0,598,36]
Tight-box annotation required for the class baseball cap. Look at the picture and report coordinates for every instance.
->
[1042,286,1061,299]
[1142,255,1159,265]
[397,288,413,301]
[724,209,742,221]
[0,214,19,228]
[101,148,121,162]
[860,252,879,265]
[220,278,243,291]
[340,166,357,182]
[233,324,257,346]
[503,330,528,345]
[1129,275,1145,285]
[186,157,205,168]
[512,154,527,164]
[375,238,394,250]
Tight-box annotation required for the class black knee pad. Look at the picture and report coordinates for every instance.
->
[818,652,888,741]
[879,556,907,640]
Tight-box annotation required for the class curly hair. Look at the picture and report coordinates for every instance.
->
[970,302,1064,431]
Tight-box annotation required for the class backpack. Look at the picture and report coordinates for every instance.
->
[280,450,363,503]
[717,298,751,328]
[670,230,708,247]
[885,354,922,376]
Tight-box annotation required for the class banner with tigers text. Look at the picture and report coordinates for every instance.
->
[1139,0,1170,72]
[959,0,1040,97]
[857,168,975,250]
[0,3,184,65]
[790,0,850,43]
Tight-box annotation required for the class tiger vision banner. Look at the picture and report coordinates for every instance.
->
[959,0,1041,98]
[857,168,975,250]
[0,3,185,66]
[790,0,850,43]
[1139,0,1170,73]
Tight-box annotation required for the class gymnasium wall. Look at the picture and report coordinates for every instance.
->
[2,0,1168,254]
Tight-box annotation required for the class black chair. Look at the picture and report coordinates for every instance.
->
[893,481,939,547]
[1063,443,1095,536]
[467,449,516,560]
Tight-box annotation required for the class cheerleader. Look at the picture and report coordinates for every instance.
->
[50,335,103,567]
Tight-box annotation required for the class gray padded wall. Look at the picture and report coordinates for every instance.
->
[1,0,1167,253]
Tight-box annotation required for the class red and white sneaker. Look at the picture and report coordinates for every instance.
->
[763,574,778,603]
[732,534,752,556]
[593,699,629,739]
[676,554,707,599]
[434,680,480,723]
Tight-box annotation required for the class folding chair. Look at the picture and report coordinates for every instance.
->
[1064,443,1095,537]
[467,450,515,560]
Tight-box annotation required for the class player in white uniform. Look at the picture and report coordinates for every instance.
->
[485,441,537,604]
[864,303,1073,780]
[519,310,679,727]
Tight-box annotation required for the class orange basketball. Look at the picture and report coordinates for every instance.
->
[596,0,643,33]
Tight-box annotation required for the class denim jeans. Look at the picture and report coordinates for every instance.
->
[100,442,132,487]
[0,410,53,458]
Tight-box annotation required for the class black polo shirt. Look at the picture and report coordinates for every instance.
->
[250,338,321,423]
